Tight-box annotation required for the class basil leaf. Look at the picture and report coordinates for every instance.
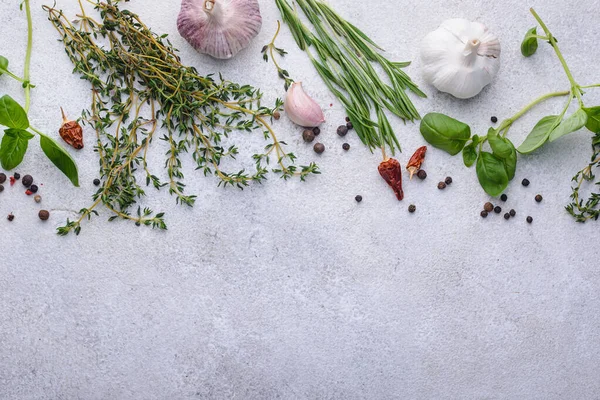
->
[487,128,513,159]
[476,151,509,197]
[0,56,8,76]
[517,115,561,154]
[521,27,539,57]
[462,142,478,167]
[0,128,33,170]
[420,113,471,156]
[549,108,588,142]
[503,141,518,181]
[583,106,600,134]
[40,134,80,187]
[0,95,29,129]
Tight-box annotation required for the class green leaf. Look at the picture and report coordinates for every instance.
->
[521,27,539,57]
[487,128,513,159]
[549,108,588,142]
[471,134,481,146]
[0,55,8,76]
[476,151,509,197]
[503,141,518,181]
[0,95,29,129]
[40,135,79,187]
[462,142,478,167]
[0,128,33,170]
[420,113,471,156]
[583,106,600,134]
[517,115,561,154]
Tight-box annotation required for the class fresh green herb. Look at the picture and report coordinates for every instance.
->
[262,21,294,91]
[275,0,425,158]
[567,131,600,222]
[419,8,600,206]
[46,0,318,235]
[0,1,79,185]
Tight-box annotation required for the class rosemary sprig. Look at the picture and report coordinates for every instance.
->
[45,0,318,235]
[567,131,600,222]
[261,21,294,91]
[274,0,425,156]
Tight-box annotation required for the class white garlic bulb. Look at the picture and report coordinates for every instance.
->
[284,82,325,128]
[421,19,501,99]
[178,0,262,59]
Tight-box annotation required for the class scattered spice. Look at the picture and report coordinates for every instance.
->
[527,216,533,223]
[437,182,447,190]
[406,146,427,180]
[417,170,427,180]
[535,194,543,203]
[38,210,50,221]
[273,111,281,120]
[303,129,315,143]
[59,107,84,150]
[346,122,353,130]
[501,194,508,201]
[494,206,502,214]
[93,179,101,186]
[355,195,363,203]
[378,158,404,201]
[337,125,348,137]
[14,173,20,180]
[491,116,498,123]
[345,117,350,122]
[22,175,33,187]
[504,213,511,220]
[342,143,350,151]
[7,213,14,222]
[522,179,530,187]
[510,209,516,217]
[484,202,494,212]
[34,195,42,203]
[408,204,416,213]
[0,184,3,193]
[9,177,16,186]
[314,143,325,154]
[313,127,321,136]
[480,210,489,218]
[445,176,453,185]
[29,184,38,193]
[0,173,6,184]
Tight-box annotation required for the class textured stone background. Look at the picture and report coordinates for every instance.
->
[1,0,600,398]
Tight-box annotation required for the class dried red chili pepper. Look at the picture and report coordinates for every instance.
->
[59,107,84,150]
[378,158,404,201]
[406,146,427,180]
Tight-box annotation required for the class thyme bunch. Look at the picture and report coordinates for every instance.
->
[275,0,425,157]
[567,132,600,222]
[45,0,318,235]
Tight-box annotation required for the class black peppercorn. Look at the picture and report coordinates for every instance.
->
[510,209,516,217]
[7,213,14,222]
[313,143,325,154]
[303,129,315,143]
[522,178,530,187]
[22,175,33,187]
[0,184,3,193]
[313,127,321,136]
[491,116,498,123]
[273,111,281,120]
[38,210,50,221]
[484,202,494,212]
[342,143,350,151]
[527,216,533,224]
[445,176,453,185]
[500,194,508,201]
[346,122,353,130]
[408,204,416,213]
[355,195,363,203]
[93,178,101,186]
[29,184,38,194]
[535,194,543,203]
[437,182,447,190]
[504,213,511,220]
[417,170,427,180]
[480,210,489,218]
[14,173,20,180]
[0,173,6,183]
[494,206,502,214]
[337,125,348,137]
[345,117,350,122]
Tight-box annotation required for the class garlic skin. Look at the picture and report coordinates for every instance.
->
[178,0,262,59]
[284,82,325,128]
[421,19,501,99]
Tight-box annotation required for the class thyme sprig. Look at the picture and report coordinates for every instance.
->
[46,0,318,235]
[567,132,600,222]
[275,0,425,156]
[261,21,294,91]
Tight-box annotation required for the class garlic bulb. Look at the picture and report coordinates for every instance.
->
[421,19,501,99]
[177,0,262,59]
[284,82,325,128]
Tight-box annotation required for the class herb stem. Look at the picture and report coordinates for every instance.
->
[500,90,570,136]
[581,83,600,89]
[0,67,27,83]
[23,0,33,113]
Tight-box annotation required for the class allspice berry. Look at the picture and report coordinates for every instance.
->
[0,173,6,184]
[22,174,33,187]
[273,111,281,120]
[535,194,543,203]
[302,129,315,143]
[480,210,489,218]
[484,202,494,212]
[417,170,427,180]
[38,210,50,221]
[346,122,353,130]
[313,143,325,154]
[337,125,348,137]
[437,182,447,190]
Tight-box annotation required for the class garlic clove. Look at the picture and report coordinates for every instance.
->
[284,82,325,128]
[421,19,501,99]
[178,0,262,60]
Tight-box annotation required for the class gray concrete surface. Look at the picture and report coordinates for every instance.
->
[1,0,600,398]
